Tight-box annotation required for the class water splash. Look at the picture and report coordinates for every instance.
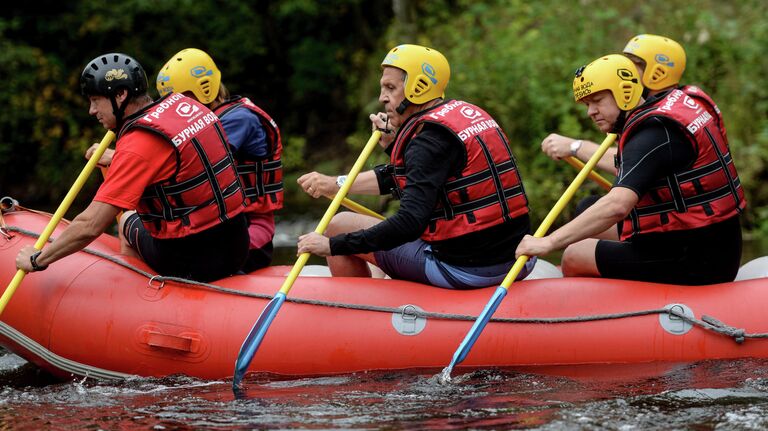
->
[438,366,453,385]
[3,357,768,429]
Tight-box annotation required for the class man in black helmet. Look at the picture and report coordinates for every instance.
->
[16,53,249,282]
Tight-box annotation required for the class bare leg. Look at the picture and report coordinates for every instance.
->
[118,211,141,258]
[368,263,388,279]
[324,212,382,277]
[561,238,601,277]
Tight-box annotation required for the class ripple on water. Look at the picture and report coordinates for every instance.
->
[3,354,768,429]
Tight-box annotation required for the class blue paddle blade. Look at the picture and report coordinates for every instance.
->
[443,286,508,379]
[232,292,287,389]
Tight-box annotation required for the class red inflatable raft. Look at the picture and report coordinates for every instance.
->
[1,207,767,381]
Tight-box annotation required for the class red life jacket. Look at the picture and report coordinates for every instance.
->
[119,93,246,239]
[214,97,283,214]
[389,100,529,242]
[617,86,745,240]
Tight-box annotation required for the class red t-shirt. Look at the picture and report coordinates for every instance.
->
[94,129,176,210]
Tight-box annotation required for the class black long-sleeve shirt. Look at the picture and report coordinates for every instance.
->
[330,122,530,267]
[616,116,695,195]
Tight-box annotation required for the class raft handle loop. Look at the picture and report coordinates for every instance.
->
[0,196,19,213]
[148,275,166,290]
[402,304,419,321]
[0,196,17,240]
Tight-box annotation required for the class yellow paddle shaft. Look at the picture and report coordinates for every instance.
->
[564,156,613,191]
[278,131,382,295]
[0,131,116,316]
[500,133,618,289]
[340,197,385,221]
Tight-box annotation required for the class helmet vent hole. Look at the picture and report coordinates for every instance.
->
[413,77,429,95]
[620,83,634,103]
[651,68,667,82]
[199,79,212,96]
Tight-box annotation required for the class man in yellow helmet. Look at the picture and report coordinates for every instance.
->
[155,48,283,273]
[516,54,745,285]
[296,44,533,288]
[540,34,688,178]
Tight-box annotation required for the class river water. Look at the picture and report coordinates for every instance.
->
[2,222,768,429]
[4,353,768,429]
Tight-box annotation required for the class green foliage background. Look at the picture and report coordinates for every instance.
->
[2,0,767,232]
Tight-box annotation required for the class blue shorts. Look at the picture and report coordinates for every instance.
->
[374,239,535,289]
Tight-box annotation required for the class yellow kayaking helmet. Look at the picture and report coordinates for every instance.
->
[623,34,686,90]
[381,44,450,105]
[156,48,222,104]
[573,54,643,111]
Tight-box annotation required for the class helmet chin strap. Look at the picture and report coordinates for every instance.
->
[395,99,411,115]
[109,94,129,131]
[612,111,628,134]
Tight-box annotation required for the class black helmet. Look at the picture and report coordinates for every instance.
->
[80,53,148,98]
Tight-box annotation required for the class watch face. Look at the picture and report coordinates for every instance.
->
[570,140,582,155]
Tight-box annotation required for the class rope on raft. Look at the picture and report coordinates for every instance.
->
[6,225,764,345]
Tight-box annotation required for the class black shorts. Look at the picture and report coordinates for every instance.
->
[241,242,274,273]
[124,212,249,282]
[595,216,742,285]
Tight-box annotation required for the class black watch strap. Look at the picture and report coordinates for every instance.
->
[30,251,48,271]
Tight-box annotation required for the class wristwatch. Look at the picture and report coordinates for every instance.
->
[569,140,583,157]
[30,251,48,272]
[336,175,347,189]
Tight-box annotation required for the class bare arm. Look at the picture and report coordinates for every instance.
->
[85,143,115,166]
[16,201,121,271]
[515,187,638,258]
[541,133,617,174]
[298,169,380,199]
[573,141,617,175]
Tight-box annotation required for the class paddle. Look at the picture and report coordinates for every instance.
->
[340,197,385,221]
[0,131,116,316]
[439,133,618,383]
[233,131,383,389]
[564,156,612,191]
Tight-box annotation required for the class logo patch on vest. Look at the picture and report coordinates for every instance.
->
[686,111,713,133]
[428,100,464,119]
[176,102,200,118]
[460,105,482,120]
[458,119,499,141]
[683,96,700,111]
[659,89,684,112]
[172,112,219,147]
